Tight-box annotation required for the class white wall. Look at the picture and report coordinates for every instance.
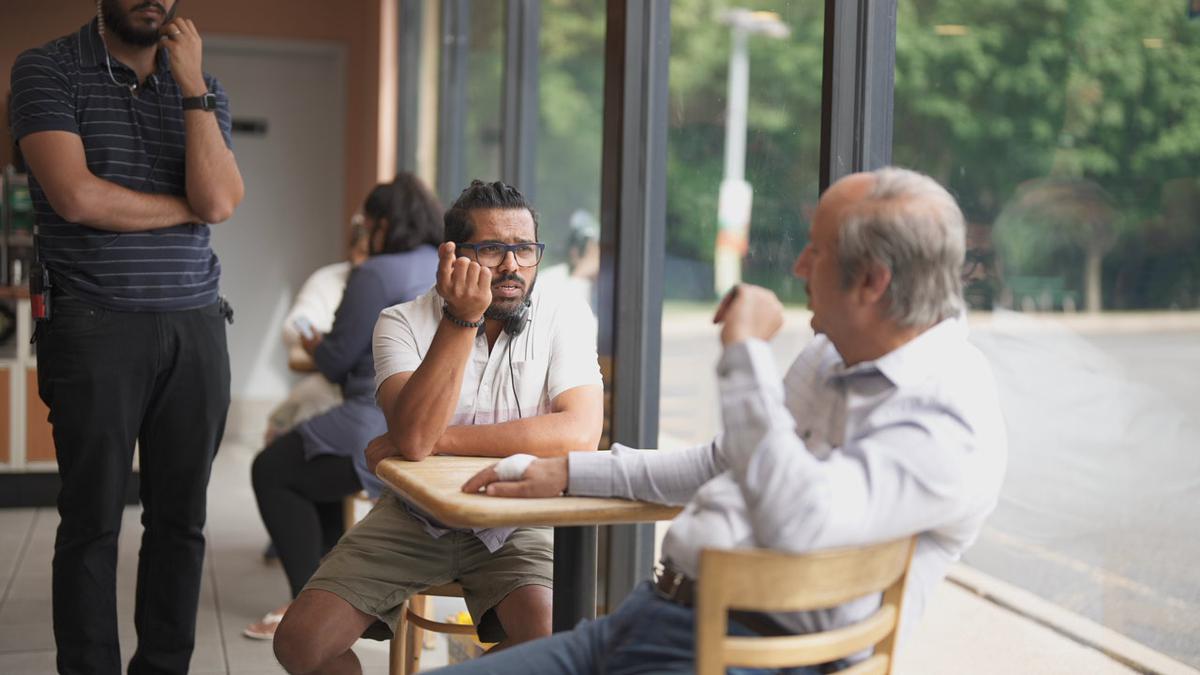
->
[204,37,347,432]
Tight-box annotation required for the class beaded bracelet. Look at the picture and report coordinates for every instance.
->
[442,304,485,328]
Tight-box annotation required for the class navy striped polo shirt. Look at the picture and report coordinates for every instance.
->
[8,19,233,311]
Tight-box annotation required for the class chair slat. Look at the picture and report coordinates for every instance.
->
[422,582,465,597]
[704,539,912,612]
[722,605,896,668]
[403,610,477,635]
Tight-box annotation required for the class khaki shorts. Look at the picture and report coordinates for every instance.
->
[304,491,553,643]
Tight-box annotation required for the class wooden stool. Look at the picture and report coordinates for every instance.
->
[389,582,474,675]
[341,495,478,673]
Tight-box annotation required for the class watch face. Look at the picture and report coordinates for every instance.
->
[202,93,217,111]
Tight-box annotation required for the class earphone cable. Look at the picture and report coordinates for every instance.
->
[97,16,168,196]
[506,334,522,420]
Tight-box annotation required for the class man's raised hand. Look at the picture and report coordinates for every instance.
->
[162,18,207,98]
[712,283,785,347]
[436,242,492,323]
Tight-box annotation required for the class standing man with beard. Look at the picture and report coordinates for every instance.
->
[273,180,604,675]
[8,1,243,673]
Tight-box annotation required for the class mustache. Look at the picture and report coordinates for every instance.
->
[492,272,525,287]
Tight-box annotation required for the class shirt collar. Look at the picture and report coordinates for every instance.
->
[828,315,967,388]
[78,18,174,88]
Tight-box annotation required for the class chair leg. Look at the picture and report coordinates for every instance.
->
[405,595,428,674]
[389,600,408,675]
[389,634,406,675]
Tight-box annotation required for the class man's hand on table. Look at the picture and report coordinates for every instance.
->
[461,457,569,498]
[366,434,403,473]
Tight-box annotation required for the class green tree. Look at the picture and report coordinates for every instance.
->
[893,0,1200,310]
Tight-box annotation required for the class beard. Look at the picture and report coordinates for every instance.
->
[484,271,535,321]
[102,0,166,47]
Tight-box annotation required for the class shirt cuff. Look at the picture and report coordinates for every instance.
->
[717,338,781,394]
[567,450,615,497]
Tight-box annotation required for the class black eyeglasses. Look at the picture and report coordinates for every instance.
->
[457,242,545,268]
[963,249,995,276]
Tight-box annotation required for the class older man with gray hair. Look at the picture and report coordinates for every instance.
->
[437,167,1008,675]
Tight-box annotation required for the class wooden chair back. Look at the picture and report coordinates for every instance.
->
[695,537,916,675]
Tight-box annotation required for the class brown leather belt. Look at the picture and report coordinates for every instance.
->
[653,565,790,637]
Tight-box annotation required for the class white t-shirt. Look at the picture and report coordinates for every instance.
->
[372,282,603,550]
[373,284,602,424]
[282,261,352,347]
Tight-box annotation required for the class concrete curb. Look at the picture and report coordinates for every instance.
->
[948,565,1199,675]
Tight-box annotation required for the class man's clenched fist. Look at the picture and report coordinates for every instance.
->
[436,242,492,323]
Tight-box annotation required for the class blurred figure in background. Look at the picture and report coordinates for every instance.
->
[264,221,371,447]
[245,173,442,640]
[540,209,600,311]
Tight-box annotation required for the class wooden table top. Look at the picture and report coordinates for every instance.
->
[376,454,682,529]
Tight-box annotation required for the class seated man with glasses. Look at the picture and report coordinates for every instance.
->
[273,180,605,675]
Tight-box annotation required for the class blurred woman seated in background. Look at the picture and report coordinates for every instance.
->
[264,219,370,449]
[244,173,442,640]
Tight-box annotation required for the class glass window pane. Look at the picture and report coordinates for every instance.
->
[660,1,825,448]
[895,1,1200,665]
[464,0,504,183]
[535,0,605,314]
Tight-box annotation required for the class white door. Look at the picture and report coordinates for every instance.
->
[202,38,346,418]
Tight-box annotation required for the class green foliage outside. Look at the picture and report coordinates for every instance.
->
[536,0,607,267]
[463,1,504,193]
[894,0,1200,310]
[530,0,1200,309]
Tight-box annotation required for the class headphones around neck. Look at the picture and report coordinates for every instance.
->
[504,298,531,336]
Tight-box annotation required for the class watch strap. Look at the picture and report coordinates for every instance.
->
[181,92,216,111]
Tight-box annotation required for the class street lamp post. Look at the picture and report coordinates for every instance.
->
[714,9,790,297]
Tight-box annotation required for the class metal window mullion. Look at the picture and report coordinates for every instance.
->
[819,0,896,190]
[500,0,540,198]
[593,0,670,619]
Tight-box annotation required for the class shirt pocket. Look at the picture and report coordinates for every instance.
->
[504,356,550,418]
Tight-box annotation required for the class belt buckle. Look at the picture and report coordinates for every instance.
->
[654,563,685,602]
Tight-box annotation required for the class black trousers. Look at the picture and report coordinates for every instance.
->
[251,431,361,598]
[37,296,230,675]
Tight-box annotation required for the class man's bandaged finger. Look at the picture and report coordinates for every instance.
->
[494,453,537,481]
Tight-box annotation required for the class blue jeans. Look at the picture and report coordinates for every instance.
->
[426,582,825,675]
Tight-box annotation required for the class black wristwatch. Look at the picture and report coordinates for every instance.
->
[181,92,217,112]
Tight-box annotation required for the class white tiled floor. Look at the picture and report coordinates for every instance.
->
[0,441,458,675]
[0,439,1145,675]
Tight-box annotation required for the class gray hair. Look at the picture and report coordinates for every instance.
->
[837,167,966,327]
